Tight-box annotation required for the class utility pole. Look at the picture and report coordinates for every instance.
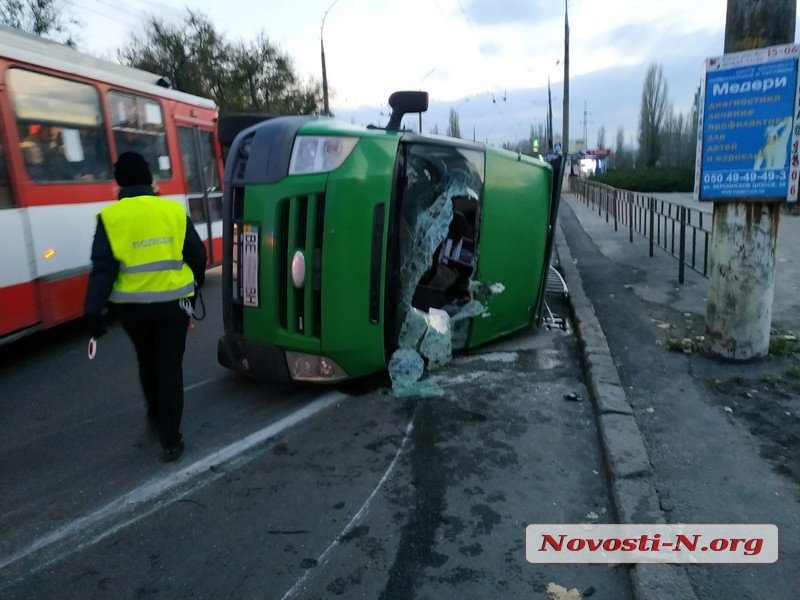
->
[704,0,796,359]
[582,101,591,149]
[562,0,569,155]
[547,77,554,153]
[320,0,339,116]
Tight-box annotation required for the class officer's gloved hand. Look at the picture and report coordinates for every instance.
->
[86,313,107,339]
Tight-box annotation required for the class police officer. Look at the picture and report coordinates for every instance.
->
[84,151,206,462]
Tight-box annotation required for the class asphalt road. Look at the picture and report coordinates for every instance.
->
[0,268,633,598]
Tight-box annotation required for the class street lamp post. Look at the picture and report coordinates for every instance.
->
[321,0,339,116]
[562,0,569,156]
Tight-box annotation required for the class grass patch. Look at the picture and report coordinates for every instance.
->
[769,334,800,356]
[664,336,704,354]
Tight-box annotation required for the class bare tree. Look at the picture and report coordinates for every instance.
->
[596,125,606,150]
[0,0,77,44]
[227,34,318,114]
[658,109,696,167]
[612,126,634,169]
[118,11,224,99]
[637,62,670,167]
[118,10,320,115]
[447,108,461,139]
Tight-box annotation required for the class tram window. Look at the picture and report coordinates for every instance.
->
[7,69,112,183]
[109,91,171,180]
[178,127,205,224]
[199,131,220,191]
[178,127,222,224]
[178,127,203,193]
[198,130,222,221]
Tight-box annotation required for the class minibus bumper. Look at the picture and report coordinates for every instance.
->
[217,334,292,382]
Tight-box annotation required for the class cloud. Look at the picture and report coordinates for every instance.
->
[461,0,556,27]
[333,23,720,149]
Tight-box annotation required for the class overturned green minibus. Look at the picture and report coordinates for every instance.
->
[217,92,563,384]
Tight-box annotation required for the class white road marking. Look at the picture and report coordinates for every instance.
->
[0,391,347,581]
[184,375,226,392]
[279,416,415,600]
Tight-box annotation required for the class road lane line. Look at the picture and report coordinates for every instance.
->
[184,375,227,392]
[0,391,347,583]
[279,416,416,600]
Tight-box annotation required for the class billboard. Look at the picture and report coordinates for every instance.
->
[695,44,800,202]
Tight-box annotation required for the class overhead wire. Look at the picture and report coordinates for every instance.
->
[123,0,186,16]
[447,0,528,144]
[65,0,186,34]
[62,0,143,29]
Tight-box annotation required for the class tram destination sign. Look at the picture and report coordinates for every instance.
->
[695,44,800,202]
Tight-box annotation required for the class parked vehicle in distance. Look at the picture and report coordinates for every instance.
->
[217,91,563,385]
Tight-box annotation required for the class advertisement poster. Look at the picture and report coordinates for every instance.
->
[695,44,800,202]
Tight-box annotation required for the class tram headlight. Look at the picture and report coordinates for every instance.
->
[288,136,358,175]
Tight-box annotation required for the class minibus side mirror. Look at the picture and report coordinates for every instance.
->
[386,91,429,131]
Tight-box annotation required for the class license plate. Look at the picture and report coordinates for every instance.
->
[241,224,259,307]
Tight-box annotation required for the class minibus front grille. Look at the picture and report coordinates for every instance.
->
[276,194,325,338]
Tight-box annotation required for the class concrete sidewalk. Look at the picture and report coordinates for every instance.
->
[558,191,800,600]
[648,191,800,331]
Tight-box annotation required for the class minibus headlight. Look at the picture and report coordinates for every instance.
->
[239,137,253,159]
[286,352,348,382]
[288,136,358,174]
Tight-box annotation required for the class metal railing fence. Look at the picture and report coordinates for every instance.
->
[568,178,711,283]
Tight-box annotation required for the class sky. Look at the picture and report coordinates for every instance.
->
[63,0,800,149]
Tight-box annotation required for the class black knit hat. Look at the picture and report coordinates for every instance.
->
[114,151,153,187]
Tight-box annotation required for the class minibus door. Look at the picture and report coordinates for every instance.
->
[178,125,222,265]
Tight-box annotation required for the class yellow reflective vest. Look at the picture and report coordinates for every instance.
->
[100,195,196,303]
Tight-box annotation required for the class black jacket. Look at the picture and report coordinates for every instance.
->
[84,186,207,316]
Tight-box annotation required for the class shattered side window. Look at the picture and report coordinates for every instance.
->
[390,142,503,396]
[395,143,484,316]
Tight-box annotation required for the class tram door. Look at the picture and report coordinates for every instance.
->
[178,125,222,265]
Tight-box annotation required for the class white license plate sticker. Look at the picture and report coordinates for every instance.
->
[241,224,259,307]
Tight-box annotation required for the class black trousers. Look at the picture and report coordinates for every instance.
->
[116,301,190,449]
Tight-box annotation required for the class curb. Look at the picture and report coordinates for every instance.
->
[554,220,698,600]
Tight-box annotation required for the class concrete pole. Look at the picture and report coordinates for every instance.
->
[321,37,330,116]
[562,0,569,155]
[704,0,795,359]
[320,0,339,117]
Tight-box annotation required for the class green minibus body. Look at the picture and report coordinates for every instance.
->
[218,101,558,384]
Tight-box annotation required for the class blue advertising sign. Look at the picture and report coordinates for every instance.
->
[695,44,800,202]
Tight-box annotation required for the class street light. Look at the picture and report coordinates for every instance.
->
[321,0,340,116]
[563,0,569,155]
